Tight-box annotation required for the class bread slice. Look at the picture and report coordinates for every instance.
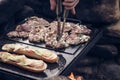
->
[2,43,58,63]
[0,52,47,72]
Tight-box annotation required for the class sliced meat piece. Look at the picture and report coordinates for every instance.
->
[66,33,81,45]
[28,16,50,26]
[15,25,23,31]
[79,34,90,43]
[64,22,74,32]
[27,20,41,27]
[66,33,90,45]
[18,31,29,38]
[16,16,50,32]
[38,18,50,26]
[28,26,47,42]
[7,31,19,37]
[45,33,57,45]
[49,21,57,33]
[7,31,29,38]
[71,24,91,34]
[28,34,42,42]
[49,21,73,32]
[21,23,34,32]
[16,23,34,32]
[46,39,69,48]
[45,33,69,48]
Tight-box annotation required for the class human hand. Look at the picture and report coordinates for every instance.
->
[50,0,79,15]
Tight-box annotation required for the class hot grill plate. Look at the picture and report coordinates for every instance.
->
[3,18,96,55]
[0,18,103,80]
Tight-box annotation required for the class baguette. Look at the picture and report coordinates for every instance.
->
[2,43,58,63]
[0,52,47,72]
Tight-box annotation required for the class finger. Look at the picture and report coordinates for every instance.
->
[63,0,79,8]
[63,0,79,9]
[64,0,75,3]
[50,0,56,10]
[71,8,76,15]
[65,6,76,14]
[65,0,79,14]
[63,2,74,8]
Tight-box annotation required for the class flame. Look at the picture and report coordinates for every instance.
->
[68,72,82,80]
[68,72,76,80]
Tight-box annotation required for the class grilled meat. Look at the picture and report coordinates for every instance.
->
[27,16,50,27]
[7,31,19,37]
[45,33,69,48]
[18,31,29,38]
[7,16,91,49]
[7,31,29,38]
[71,24,91,34]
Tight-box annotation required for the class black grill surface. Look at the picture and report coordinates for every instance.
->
[0,18,103,80]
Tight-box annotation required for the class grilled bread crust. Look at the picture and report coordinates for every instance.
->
[0,52,47,72]
[2,43,58,63]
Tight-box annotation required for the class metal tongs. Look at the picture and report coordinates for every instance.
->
[56,0,69,41]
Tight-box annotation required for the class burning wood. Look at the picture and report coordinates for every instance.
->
[68,72,83,80]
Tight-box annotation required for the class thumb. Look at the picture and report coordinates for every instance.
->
[50,0,56,10]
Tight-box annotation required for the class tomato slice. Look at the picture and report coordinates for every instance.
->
[26,50,35,54]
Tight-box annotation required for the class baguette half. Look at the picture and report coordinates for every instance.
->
[0,52,47,72]
[2,43,58,63]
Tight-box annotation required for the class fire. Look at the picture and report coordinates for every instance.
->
[68,72,83,80]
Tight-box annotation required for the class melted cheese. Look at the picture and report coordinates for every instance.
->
[0,52,45,68]
[0,52,26,63]
[1,52,11,62]
[2,43,57,60]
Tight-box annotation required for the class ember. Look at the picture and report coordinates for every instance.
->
[68,72,83,80]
